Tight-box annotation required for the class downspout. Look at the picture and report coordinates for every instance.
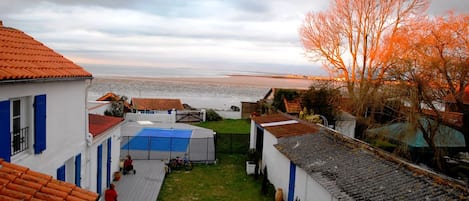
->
[84,77,93,190]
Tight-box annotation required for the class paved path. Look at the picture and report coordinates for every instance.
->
[114,160,166,201]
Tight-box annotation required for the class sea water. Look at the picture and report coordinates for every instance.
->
[87,78,268,110]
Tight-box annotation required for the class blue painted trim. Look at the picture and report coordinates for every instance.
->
[106,138,112,188]
[288,162,296,201]
[75,153,81,187]
[97,144,103,194]
[57,165,66,181]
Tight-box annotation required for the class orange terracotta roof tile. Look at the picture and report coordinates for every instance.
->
[0,194,19,201]
[96,92,119,101]
[0,24,92,81]
[95,92,132,111]
[6,182,36,196]
[132,97,184,111]
[0,158,99,201]
[88,114,124,137]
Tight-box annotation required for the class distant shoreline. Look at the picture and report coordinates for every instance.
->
[91,74,318,88]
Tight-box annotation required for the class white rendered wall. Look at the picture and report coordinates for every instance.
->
[88,101,111,115]
[295,167,336,201]
[262,131,290,201]
[249,120,256,149]
[125,112,175,123]
[87,126,122,193]
[0,80,88,178]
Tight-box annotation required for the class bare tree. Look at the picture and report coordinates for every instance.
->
[300,0,429,118]
[387,13,469,165]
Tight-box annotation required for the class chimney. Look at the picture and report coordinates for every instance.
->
[0,20,2,27]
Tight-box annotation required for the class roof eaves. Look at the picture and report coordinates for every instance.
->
[0,76,93,84]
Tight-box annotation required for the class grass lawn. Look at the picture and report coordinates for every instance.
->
[157,154,274,201]
[195,119,251,134]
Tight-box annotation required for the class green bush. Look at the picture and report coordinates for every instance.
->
[206,109,223,121]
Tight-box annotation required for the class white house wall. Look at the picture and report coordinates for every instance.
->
[295,166,336,201]
[249,120,256,149]
[125,112,175,123]
[88,101,111,115]
[87,124,122,193]
[0,80,88,178]
[262,130,290,201]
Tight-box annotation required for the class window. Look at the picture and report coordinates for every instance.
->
[0,94,46,162]
[11,98,29,156]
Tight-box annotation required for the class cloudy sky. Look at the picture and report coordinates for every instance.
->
[0,0,468,76]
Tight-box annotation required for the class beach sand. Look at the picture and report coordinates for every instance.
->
[92,75,317,89]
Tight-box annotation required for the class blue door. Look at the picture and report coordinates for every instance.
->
[97,144,103,194]
[106,138,112,188]
[288,162,296,201]
[57,165,66,181]
[75,154,81,187]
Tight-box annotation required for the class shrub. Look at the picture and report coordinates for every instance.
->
[206,109,223,121]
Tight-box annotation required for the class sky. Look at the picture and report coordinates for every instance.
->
[0,0,468,76]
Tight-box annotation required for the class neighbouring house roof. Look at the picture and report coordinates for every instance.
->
[283,97,302,114]
[0,159,99,201]
[275,129,469,200]
[131,98,184,111]
[367,118,466,147]
[444,85,469,105]
[423,110,463,128]
[466,85,469,104]
[0,21,92,82]
[96,92,132,111]
[89,114,124,137]
[252,113,319,138]
[262,88,307,100]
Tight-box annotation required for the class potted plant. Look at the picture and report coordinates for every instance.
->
[246,149,257,175]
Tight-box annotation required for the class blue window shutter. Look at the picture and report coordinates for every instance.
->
[0,100,11,162]
[57,165,66,181]
[75,154,82,187]
[34,94,46,154]
[106,138,112,188]
[97,144,103,194]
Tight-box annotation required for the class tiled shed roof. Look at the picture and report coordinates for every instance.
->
[0,159,99,201]
[275,129,469,200]
[89,114,124,137]
[253,113,319,138]
[252,113,292,124]
[131,98,184,111]
[283,98,302,114]
[0,22,92,82]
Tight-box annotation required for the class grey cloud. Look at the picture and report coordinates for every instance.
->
[428,0,469,14]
